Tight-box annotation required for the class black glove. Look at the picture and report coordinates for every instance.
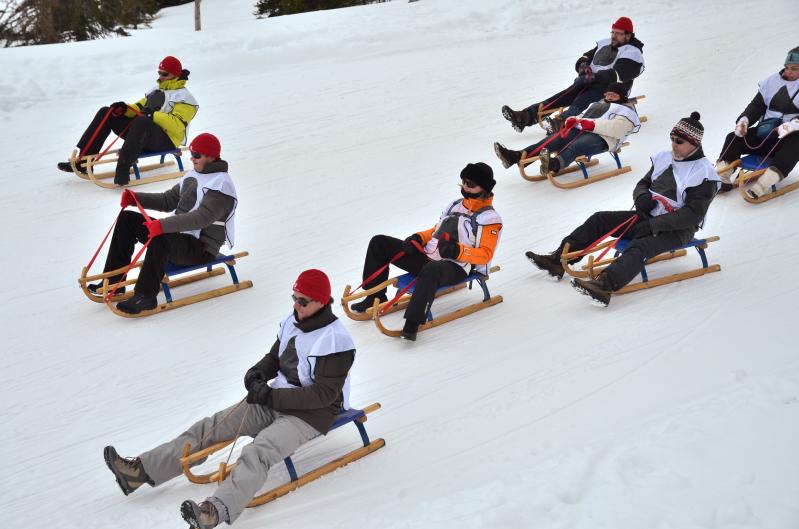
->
[246,379,272,405]
[402,234,423,255]
[437,236,461,259]
[626,219,653,239]
[110,101,127,117]
[634,193,657,217]
[576,58,588,74]
[244,368,267,393]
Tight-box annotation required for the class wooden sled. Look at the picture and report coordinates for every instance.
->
[87,252,253,318]
[180,403,384,508]
[725,156,799,204]
[368,266,502,338]
[560,236,720,294]
[538,94,647,129]
[68,147,187,189]
[342,279,469,321]
[519,143,631,188]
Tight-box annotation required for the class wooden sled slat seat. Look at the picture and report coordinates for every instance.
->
[103,251,254,317]
[519,142,632,188]
[70,146,188,189]
[371,266,503,337]
[180,403,384,508]
[561,236,721,293]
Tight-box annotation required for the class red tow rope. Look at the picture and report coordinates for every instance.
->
[573,214,639,264]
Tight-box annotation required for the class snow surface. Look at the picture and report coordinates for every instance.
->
[2,1,798,528]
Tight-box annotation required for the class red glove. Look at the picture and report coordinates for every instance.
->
[564,116,579,129]
[578,119,595,132]
[143,219,163,238]
[120,189,137,208]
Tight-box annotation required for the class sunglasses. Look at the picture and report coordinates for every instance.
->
[292,294,313,307]
[670,136,686,145]
[157,70,171,78]
[190,151,203,159]
[461,178,478,188]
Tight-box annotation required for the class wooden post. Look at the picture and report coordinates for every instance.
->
[194,0,201,31]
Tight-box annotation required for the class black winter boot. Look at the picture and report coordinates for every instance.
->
[116,293,157,314]
[542,115,563,134]
[571,275,613,307]
[104,446,153,496]
[401,319,419,341]
[502,105,534,133]
[180,500,219,529]
[350,293,387,314]
[525,251,564,280]
[58,160,87,176]
[493,142,522,169]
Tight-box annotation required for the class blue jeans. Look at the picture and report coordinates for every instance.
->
[524,129,608,167]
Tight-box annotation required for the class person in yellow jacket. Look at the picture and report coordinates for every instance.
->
[57,56,199,186]
[350,162,503,340]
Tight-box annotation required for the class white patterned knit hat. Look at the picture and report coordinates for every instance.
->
[671,111,704,146]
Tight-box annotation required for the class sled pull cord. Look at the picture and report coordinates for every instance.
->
[104,193,154,301]
[85,213,120,271]
[78,107,113,160]
[527,124,582,158]
[574,214,638,263]
[223,404,251,469]
[351,249,408,295]
[379,277,418,317]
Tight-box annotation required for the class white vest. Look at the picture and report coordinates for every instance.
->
[146,86,199,145]
[582,101,641,150]
[175,170,237,248]
[270,314,355,410]
[422,199,503,276]
[649,151,720,218]
[589,38,645,73]
[757,73,799,122]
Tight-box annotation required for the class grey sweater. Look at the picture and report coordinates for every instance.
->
[135,160,235,255]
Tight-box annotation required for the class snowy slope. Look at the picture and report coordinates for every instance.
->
[2,1,798,528]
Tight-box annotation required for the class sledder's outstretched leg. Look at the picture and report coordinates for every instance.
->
[354,235,428,310]
[599,231,691,291]
[99,210,150,287]
[403,261,467,326]
[76,107,133,158]
[557,210,642,258]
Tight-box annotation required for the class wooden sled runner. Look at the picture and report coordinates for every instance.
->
[180,403,384,508]
[722,156,799,204]
[560,236,720,294]
[538,94,648,129]
[68,147,188,189]
[519,143,631,188]
[348,266,502,338]
[78,252,253,317]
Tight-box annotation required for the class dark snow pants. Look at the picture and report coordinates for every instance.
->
[523,128,608,167]
[526,79,606,122]
[76,106,175,185]
[362,235,468,324]
[719,129,799,179]
[559,210,695,290]
[103,211,215,297]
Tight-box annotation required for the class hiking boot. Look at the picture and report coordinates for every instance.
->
[542,115,563,134]
[180,500,219,529]
[116,293,157,314]
[502,105,533,133]
[746,167,780,199]
[401,320,419,341]
[350,294,387,314]
[525,251,564,280]
[104,446,153,496]
[58,161,87,176]
[88,281,125,296]
[539,150,561,175]
[571,276,613,307]
[493,142,521,169]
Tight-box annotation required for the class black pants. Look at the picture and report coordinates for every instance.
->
[527,79,606,121]
[77,107,175,185]
[559,211,694,290]
[104,211,215,297]
[719,129,799,178]
[362,235,468,323]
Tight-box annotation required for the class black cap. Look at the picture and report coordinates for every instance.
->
[460,162,495,192]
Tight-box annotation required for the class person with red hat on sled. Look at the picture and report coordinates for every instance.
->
[87,132,237,315]
[349,162,503,341]
[103,269,358,529]
[502,17,644,135]
[57,56,199,186]
[525,112,721,306]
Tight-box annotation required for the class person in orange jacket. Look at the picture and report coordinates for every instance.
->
[350,163,502,340]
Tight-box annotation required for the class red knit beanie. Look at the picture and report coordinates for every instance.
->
[189,133,221,159]
[611,17,634,34]
[158,56,182,77]
[293,269,331,305]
